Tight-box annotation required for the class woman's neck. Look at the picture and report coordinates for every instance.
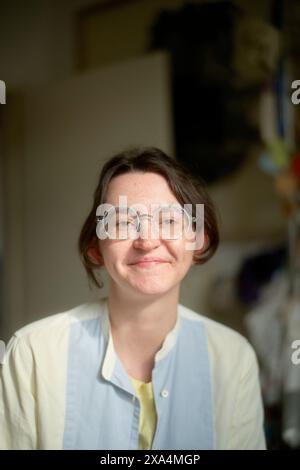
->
[106,286,180,382]
[107,284,180,335]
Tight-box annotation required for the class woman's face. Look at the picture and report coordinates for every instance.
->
[97,172,196,298]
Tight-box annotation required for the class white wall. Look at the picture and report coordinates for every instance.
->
[3,51,174,340]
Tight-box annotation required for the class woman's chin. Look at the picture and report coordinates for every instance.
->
[128,280,171,296]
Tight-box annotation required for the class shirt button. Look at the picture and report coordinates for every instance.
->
[161,389,169,398]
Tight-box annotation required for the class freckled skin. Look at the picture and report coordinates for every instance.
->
[98,172,196,297]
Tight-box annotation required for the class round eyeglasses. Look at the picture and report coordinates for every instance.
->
[95,204,196,241]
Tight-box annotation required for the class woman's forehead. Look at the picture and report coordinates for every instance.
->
[105,172,179,205]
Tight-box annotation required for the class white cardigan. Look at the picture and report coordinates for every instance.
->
[0,298,266,450]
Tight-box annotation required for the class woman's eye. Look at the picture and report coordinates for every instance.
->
[117,219,135,227]
[117,220,128,226]
[161,218,175,225]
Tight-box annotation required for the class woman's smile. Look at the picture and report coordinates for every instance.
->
[129,260,169,269]
[128,256,170,269]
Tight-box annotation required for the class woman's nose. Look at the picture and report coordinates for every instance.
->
[132,236,161,250]
[132,218,161,249]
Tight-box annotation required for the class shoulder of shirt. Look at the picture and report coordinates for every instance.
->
[178,303,256,362]
[10,299,106,345]
[9,299,255,366]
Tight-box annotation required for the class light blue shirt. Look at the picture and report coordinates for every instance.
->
[63,299,214,449]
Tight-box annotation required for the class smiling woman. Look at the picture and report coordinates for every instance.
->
[87,172,202,298]
[0,147,266,450]
[80,146,219,291]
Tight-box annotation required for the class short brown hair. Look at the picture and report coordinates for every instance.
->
[78,146,220,289]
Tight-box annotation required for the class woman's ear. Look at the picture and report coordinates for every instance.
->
[87,241,104,266]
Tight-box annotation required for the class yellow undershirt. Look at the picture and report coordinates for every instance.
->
[129,376,157,450]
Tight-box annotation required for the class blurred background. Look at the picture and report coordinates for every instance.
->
[0,0,300,450]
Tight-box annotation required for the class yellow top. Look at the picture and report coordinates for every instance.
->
[129,376,157,450]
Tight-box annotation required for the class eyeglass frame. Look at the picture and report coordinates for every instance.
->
[95,203,204,245]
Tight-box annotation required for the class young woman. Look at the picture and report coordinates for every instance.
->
[0,147,266,450]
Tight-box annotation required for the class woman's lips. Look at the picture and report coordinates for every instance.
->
[129,259,168,268]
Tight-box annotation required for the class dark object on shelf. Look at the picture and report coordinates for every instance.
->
[150,2,276,184]
[236,244,287,306]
